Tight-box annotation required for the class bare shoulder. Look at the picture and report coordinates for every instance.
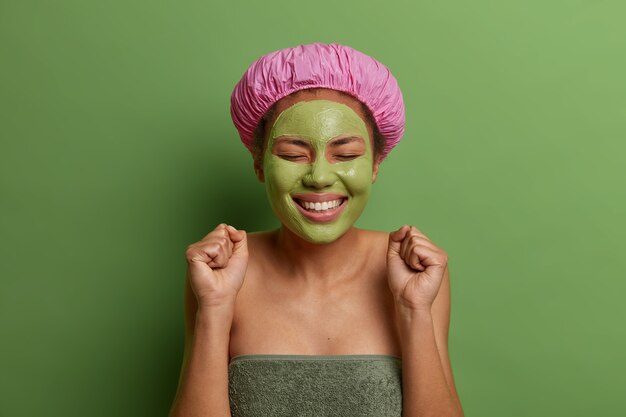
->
[344,228,390,282]
[234,229,277,290]
[357,228,391,257]
[245,229,273,243]
[243,230,275,263]
[359,228,391,241]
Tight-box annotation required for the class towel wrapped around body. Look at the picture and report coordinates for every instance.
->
[228,354,403,417]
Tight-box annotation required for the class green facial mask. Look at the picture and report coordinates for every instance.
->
[262,100,374,244]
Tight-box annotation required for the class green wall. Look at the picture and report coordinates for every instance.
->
[1,1,625,416]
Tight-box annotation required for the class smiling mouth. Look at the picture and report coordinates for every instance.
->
[292,197,347,213]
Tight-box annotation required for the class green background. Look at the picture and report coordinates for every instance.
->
[1,1,624,416]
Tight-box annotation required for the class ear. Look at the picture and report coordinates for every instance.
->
[371,157,381,183]
[254,158,265,183]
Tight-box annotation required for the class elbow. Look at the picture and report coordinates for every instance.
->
[454,402,465,417]
[443,405,464,417]
[442,402,465,417]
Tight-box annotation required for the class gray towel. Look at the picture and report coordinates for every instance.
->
[228,354,403,417]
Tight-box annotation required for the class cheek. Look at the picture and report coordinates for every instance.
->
[264,158,307,195]
[337,159,373,194]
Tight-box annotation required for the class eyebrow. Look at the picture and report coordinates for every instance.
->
[273,138,311,147]
[329,136,364,147]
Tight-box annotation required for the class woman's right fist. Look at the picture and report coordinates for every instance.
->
[185,223,248,308]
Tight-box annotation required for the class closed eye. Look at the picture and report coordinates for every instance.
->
[335,154,361,160]
[329,137,366,161]
[279,154,307,161]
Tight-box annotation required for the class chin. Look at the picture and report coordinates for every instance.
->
[301,234,340,245]
[292,225,349,245]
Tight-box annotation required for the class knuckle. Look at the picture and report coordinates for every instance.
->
[206,229,227,241]
[200,242,220,255]
[212,223,228,233]
[185,247,201,262]
[208,241,222,251]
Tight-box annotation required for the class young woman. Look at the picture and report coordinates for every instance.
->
[170,43,464,417]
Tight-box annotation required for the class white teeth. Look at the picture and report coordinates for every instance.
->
[298,198,344,212]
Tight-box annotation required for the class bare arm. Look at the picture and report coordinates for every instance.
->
[398,265,464,417]
[168,278,234,417]
[169,224,247,416]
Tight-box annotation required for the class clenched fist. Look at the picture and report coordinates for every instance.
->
[185,223,248,308]
[386,225,448,312]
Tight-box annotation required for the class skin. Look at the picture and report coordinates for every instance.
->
[261,99,375,244]
[169,89,464,417]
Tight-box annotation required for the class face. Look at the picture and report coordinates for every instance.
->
[260,98,377,244]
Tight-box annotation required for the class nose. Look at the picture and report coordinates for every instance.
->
[302,157,337,189]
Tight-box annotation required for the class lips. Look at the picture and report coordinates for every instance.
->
[291,192,348,223]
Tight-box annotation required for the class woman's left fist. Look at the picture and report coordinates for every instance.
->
[386,225,448,311]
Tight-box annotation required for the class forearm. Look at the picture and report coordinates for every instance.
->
[169,306,233,417]
[397,307,463,417]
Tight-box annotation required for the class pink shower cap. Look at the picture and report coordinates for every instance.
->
[230,42,405,160]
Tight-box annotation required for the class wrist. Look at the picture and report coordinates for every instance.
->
[394,301,432,322]
[394,297,431,314]
[197,299,235,315]
[394,305,435,344]
[196,293,237,310]
[196,302,235,327]
[192,306,233,353]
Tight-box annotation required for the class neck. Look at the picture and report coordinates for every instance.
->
[270,225,363,287]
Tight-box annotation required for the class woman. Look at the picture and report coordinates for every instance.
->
[170,43,464,417]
